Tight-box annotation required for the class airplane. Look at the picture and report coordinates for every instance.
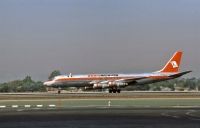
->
[44,51,191,93]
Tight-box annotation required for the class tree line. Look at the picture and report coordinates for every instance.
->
[0,76,45,92]
[0,70,199,92]
[126,77,200,91]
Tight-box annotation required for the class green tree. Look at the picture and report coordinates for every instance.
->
[48,70,61,80]
[0,76,47,92]
[0,83,9,92]
[23,76,33,83]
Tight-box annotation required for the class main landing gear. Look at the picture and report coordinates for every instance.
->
[109,88,121,93]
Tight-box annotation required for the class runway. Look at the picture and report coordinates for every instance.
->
[1,91,200,100]
[1,92,200,110]
[1,108,200,128]
[1,92,200,127]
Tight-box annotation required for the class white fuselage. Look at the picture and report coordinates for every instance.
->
[44,72,174,88]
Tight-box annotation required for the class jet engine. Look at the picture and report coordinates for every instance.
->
[108,82,128,87]
[92,82,128,89]
[93,83,109,89]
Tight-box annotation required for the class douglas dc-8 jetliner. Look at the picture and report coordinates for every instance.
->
[44,51,191,93]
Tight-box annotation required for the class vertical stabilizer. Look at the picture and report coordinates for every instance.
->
[157,51,182,73]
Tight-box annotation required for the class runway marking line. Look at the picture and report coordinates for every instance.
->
[161,112,179,118]
[24,105,31,108]
[12,105,18,108]
[49,104,56,107]
[36,105,43,107]
[1,98,200,102]
[0,106,6,108]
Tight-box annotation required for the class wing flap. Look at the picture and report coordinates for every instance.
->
[114,77,147,83]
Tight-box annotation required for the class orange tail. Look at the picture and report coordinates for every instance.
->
[157,51,182,73]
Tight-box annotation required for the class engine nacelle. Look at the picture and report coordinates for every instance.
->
[84,86,93,90]
[108,82,128,87]
[93,83,109,89]
[92,82,128,89]
[84,83,110,90]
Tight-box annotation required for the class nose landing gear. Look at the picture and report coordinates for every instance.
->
[58,87,61,94]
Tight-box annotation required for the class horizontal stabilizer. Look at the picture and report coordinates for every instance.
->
[169,71,192,78]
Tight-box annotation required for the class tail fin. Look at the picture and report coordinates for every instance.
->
[157,51,182,73]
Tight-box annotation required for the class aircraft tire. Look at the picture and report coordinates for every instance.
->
[117,89,121,93]
[113,90,116,93]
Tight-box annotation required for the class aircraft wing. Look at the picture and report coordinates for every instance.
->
[90,77,147,85]
[114,77,147,83]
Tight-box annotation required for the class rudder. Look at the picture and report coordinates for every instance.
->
[157,51,182,73]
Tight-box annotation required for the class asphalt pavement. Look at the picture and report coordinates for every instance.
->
[0,108,200,128]
[1,92,200,127]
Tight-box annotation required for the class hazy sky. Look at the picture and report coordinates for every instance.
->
[0,0,199,82]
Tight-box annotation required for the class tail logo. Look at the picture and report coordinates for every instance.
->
[170,61,178,68]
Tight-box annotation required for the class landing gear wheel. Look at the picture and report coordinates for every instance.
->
[113,89,117,93]
[109,89,112,93]
[58,87,61,94]
[117,89,121,93]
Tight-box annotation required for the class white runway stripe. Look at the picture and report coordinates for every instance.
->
[0,106,6,108]
[49,104,56,107]
[36,105,43,107]
[0,104,58,108]
[12,105,18,108]
[25,105,31,108]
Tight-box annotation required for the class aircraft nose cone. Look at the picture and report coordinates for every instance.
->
[43,81,54,86]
